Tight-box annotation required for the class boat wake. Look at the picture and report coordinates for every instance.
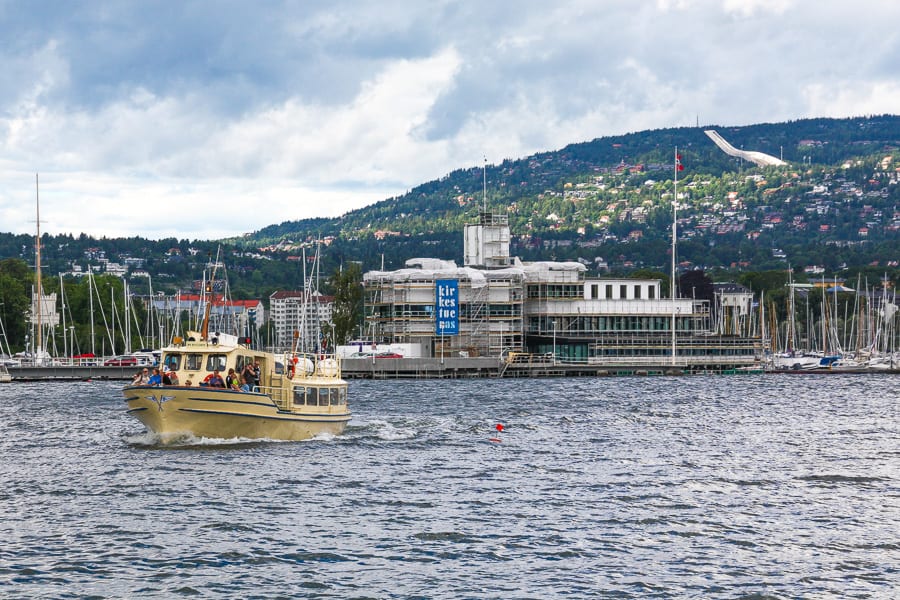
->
[347,418,419,442]
[123,430,296,449]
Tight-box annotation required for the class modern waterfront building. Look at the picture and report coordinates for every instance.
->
[363,212,762,370]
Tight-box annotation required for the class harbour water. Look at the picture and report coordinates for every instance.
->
[1,375,897,598]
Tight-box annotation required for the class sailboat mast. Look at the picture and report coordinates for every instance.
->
[786,267,793,352]
[89,271,96,356]
[35,174,43,358]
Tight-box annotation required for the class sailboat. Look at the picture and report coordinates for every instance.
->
[772,270,820,370]
[25,174,56,366]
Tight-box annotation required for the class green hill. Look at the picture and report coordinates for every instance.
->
[234,115,900,276]
[2,115,899,298]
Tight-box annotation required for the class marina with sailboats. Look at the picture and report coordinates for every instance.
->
[5,164,899,381]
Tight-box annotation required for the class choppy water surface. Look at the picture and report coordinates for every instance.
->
[0,375,897,598]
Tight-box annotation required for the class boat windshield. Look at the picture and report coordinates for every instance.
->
[163,353,181,371]
[185,354,203,370]
[205,354,227,372]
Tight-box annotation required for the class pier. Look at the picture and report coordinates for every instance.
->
[7,358,893,381]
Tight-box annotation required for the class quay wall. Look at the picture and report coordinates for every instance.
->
[7,361,891,382]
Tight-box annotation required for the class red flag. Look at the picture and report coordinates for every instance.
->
[675,153,684,171]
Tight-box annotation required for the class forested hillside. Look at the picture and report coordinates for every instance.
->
[240,115,900,278]
[2,115,899,302]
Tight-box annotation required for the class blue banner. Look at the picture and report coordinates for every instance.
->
[435,279,459,335]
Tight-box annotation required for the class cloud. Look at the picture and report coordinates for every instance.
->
[0,1,898,240]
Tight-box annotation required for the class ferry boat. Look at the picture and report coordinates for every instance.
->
[123,331,351,442]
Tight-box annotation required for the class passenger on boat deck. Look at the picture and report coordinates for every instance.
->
[132,368,150,385]
[185,379,193,386]
[162,368,173,386]
[239,375,251,392]
[166,370,180,386]
[204,369,225,388]
[147,368,163,386]
[241,363,256,387]
[225,368,239,389]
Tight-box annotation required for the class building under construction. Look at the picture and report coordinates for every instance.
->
[363,212,762,370]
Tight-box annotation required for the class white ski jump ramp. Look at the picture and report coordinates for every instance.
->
[704,130,786,167]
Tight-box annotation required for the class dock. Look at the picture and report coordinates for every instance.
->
[7,359,892,382]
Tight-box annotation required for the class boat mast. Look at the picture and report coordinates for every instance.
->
[88,271,96,357]
[200,248,221,340]
[35,174,43,359]
[786,266,795,352]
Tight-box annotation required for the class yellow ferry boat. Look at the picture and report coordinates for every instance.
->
[123,331,351,442]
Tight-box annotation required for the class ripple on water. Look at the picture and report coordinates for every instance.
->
[0,376,897,598]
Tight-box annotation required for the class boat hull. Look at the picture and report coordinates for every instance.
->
[124,385,351,442]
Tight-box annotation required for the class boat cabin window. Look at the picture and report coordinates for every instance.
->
[163,353,182,371]
[330,388,341,406]
[305,387,318,406]
[185,353,203,370]
[206,354,227,372]
[337,387,347,405]
[319,388,330,406]
[293,387,306,404]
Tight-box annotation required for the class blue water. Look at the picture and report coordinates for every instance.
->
[0,375,897,598]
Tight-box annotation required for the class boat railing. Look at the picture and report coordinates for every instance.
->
[283,352,343,379]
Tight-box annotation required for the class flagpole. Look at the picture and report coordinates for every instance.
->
[671,149,679,366]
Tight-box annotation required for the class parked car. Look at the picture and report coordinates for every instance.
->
[130,352,157,366]
[104,355,138,367]
[375,352,403,359]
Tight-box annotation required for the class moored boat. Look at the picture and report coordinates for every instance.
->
[123,331,350,442]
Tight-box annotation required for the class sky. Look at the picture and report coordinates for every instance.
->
[1,0,898,240]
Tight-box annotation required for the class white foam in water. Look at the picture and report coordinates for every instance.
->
[123,431,163,446]
[375,421,417,441]
[123,430,294,447]
[350,418,417,441]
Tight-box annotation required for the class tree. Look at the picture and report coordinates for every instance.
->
[678,270,714,303]
[0,259,31,351]
[328,263,363,346]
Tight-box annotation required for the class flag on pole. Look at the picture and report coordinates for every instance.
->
[675,153,684,171]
